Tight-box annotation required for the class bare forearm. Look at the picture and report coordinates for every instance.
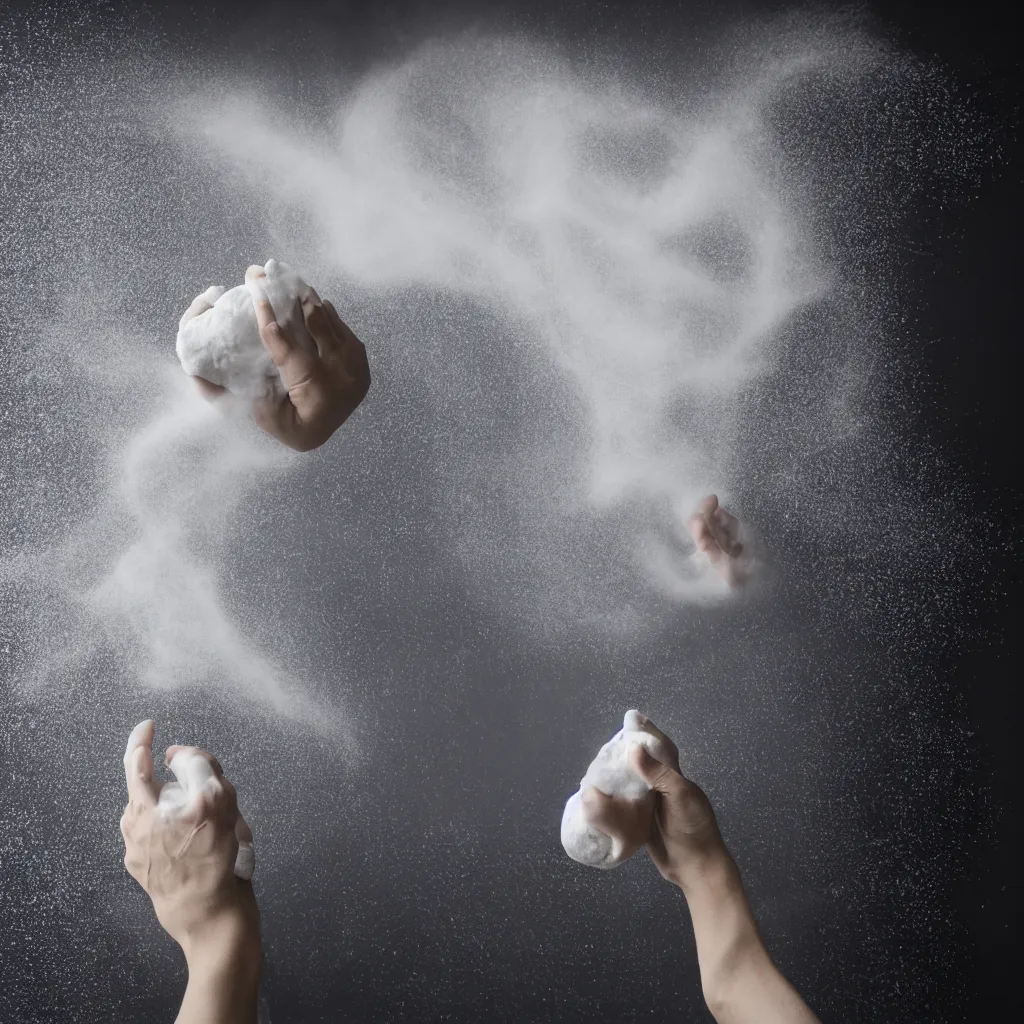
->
[176,918,261,1024]
[679,852,820,1024]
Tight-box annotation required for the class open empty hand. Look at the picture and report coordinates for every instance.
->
[686,494,754,589]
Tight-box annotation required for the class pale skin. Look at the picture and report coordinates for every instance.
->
[114,497,755,1021]
[583,714,820,1024]
[176,277,761,1013]
[686,493,754,589]
[179,266,371,452]
[121,722,261,1024]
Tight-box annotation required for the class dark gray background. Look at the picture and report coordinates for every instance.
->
[0,1,1020,1022]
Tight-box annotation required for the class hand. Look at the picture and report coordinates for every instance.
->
[182,270,371,452]
[591,715,823,1023]
[577,785,655,866]
[687,494,753,589]
[120,721,259,955]
[583,713,728,890]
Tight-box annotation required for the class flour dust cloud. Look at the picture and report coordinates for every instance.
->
[0,6,984,722]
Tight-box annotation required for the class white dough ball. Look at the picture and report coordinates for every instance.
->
[560,709,670,870]
[176,258,308,398]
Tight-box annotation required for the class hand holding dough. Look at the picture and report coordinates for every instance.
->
[122,720,255,883]
[176,259,307,399]
[177,259,371,451]
[159,743,255,882]
[560,710,676,869]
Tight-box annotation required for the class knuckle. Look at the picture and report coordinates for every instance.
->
[219,778,238,807]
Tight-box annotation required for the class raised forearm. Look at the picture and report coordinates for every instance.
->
[177,915,262,1024]
[679,852,820,1024]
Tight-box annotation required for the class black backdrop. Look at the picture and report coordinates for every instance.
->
[0,1,1020,1022]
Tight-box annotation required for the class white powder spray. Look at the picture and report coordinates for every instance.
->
[0,13,985,717]
[167,38,834,622]
[0,338,342,731]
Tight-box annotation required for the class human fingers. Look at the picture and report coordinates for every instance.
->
[164,745,224,776]
[321,300,371,395]
[687,512,725,561]
[707,503,743,558]
[323,299,364,351]
[288,294,320,352]
[302,288,340,358]
[696,494,719,519]
[247,272,318,390]
[580,786,619,836]
[160,750,239,829]
[580,787,650,840]
[123,720,160,807]
[303,293,366,365]
[629,712,680,770]
[164,747,225,808]
[628,744,689,798]
[714,502,740,534]
[178,286,225,330]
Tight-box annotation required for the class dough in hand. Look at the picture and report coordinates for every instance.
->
[160,748,255,882]
[560,710,671,870]
[176,258,307,399]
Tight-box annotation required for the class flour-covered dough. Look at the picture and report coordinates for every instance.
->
[160,747,255,882]
[176,258,307,398]
[560,710,671,869]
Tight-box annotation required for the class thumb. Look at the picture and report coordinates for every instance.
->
[629,743,688,796]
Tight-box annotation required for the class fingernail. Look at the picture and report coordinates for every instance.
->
[124,720,153,759]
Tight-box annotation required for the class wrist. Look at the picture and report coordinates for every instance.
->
[177,905,262,1024]
[665,839,735,896]
[181,905,262,977]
